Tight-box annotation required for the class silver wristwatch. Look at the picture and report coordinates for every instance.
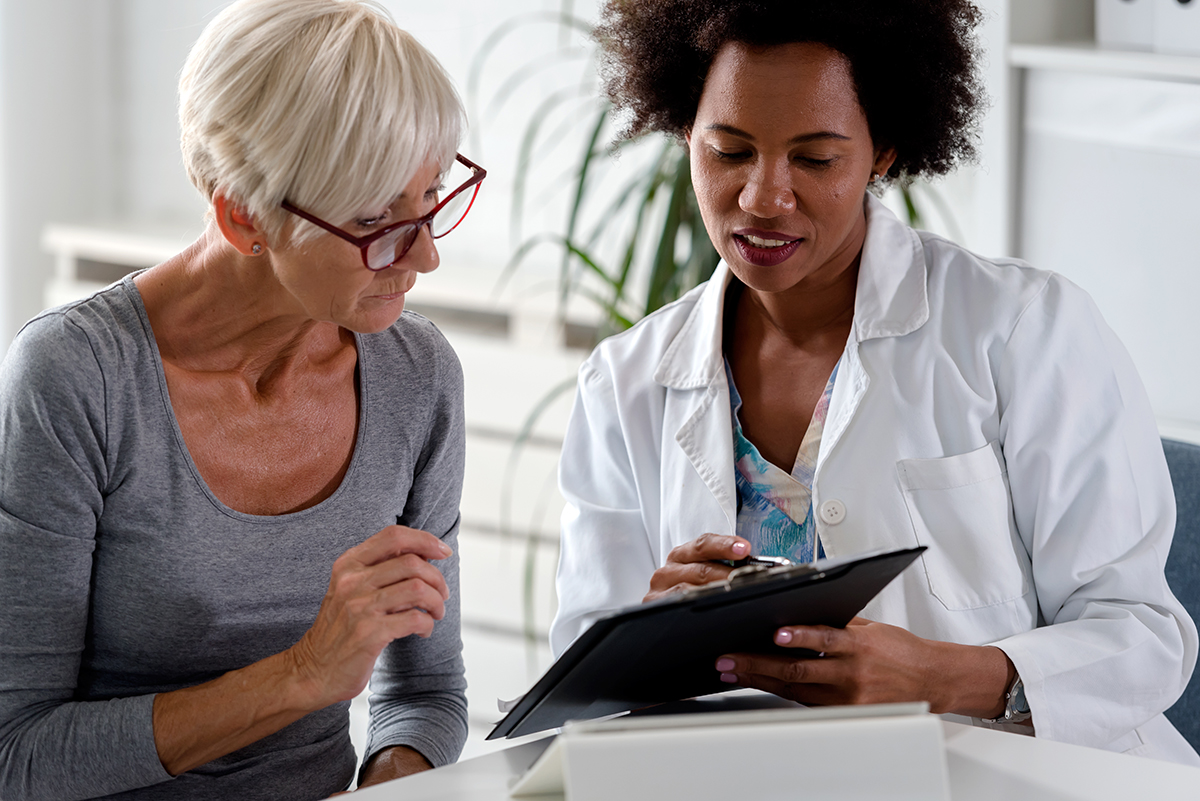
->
[990,674,1031,724]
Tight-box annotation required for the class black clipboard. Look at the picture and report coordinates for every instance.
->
[487,546,925,740]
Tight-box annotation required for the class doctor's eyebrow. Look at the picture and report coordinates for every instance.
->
[704,123,852,145]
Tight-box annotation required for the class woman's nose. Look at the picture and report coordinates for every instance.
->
[404,226,440,274]
[739,160,796,218]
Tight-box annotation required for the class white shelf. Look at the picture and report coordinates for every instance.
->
[41,222,203,272]
[40,220,602,350]
[1010,42,1200,83]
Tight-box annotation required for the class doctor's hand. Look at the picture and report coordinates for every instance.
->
[643,534,752,602]
[715,617,1016,719]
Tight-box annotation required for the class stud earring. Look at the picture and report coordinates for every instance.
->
[251,243,263,255]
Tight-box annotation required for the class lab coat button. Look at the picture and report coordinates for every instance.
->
[819,499,846,525]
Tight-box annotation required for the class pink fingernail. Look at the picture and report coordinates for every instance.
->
[732,541,749,556]
[775,629,792,644]
[715,657,735,671]
[720,673,738,684]
[439,543,452,557]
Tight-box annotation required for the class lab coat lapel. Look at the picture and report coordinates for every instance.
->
[852,195,930,343]
[656,267,738,539]
[819,197,930,470]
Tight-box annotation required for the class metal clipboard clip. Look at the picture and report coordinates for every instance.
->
[678,556,822,599]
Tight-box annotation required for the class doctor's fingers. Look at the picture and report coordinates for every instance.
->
[771,623,854,654]
[666,533,751,565]
[716,652,845,690]
[717,669,845,707]
[646,560,733,594]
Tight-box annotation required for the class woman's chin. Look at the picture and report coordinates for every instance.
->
[726,257,817,296]
[337,300,408,334]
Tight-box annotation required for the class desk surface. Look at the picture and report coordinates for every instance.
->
[350,721,1200,801]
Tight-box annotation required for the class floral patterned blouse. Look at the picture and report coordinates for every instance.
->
[725,357,839,563]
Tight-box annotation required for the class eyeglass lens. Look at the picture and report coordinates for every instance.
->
[364,159,479,270]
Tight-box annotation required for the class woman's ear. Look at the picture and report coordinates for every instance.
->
[212,192,266,256]
[873,146,898,180]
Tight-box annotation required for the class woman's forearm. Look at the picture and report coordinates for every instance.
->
[151,649,319,776]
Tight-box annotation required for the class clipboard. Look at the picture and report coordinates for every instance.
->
[488,545,925,740]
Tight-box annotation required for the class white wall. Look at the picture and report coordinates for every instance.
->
[0,0,6,343]
[0,0,119,345]
[111,0,219,226]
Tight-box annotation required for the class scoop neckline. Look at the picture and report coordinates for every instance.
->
[120,274,369,523]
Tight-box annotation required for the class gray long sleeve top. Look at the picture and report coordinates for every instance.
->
[0,277,468,801]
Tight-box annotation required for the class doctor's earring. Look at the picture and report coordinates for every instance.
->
[251,243,263,255]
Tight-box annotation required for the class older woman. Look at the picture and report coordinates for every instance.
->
[0,1,485,799]
[551,0,1199,763]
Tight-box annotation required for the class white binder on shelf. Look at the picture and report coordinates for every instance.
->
[509,702,951,801]
[1154,0,1200,55]
[1097,0,1155,50]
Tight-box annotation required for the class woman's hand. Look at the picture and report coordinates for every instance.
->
[287,525,452,708]
[714,617,1016,719]
[643,534,752,602]
[152,525,453,777]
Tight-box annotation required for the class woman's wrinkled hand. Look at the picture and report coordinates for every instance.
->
[714,617,1013,718]
[643,533,752,602]
[287,525,452,708]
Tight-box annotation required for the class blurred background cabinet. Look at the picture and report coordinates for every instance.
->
[992,0,1200,442]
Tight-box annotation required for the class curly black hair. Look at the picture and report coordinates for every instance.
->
[595,0,985,181]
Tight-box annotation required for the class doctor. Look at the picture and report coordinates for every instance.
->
[550,0,1199,763]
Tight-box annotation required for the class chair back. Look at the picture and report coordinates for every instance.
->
[1163,437,1200,751]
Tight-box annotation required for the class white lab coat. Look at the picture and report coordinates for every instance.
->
[551,195,1199,763]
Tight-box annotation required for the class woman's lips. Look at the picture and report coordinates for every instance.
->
[733,231,803,267]
[372,274,417,300]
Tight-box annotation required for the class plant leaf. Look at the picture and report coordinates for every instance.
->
[483,47,591,123]
[899,184,923,229]
[560,106,611,313]
[510,87,596,248]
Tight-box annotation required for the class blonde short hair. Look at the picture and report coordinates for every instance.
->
[179,0,464,246]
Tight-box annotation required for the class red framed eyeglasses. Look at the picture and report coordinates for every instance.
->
[281,153,486,271]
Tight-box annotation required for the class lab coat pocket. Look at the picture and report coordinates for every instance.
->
[897,441,1030,611]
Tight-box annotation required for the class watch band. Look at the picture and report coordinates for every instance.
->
[989,674,1031,724]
